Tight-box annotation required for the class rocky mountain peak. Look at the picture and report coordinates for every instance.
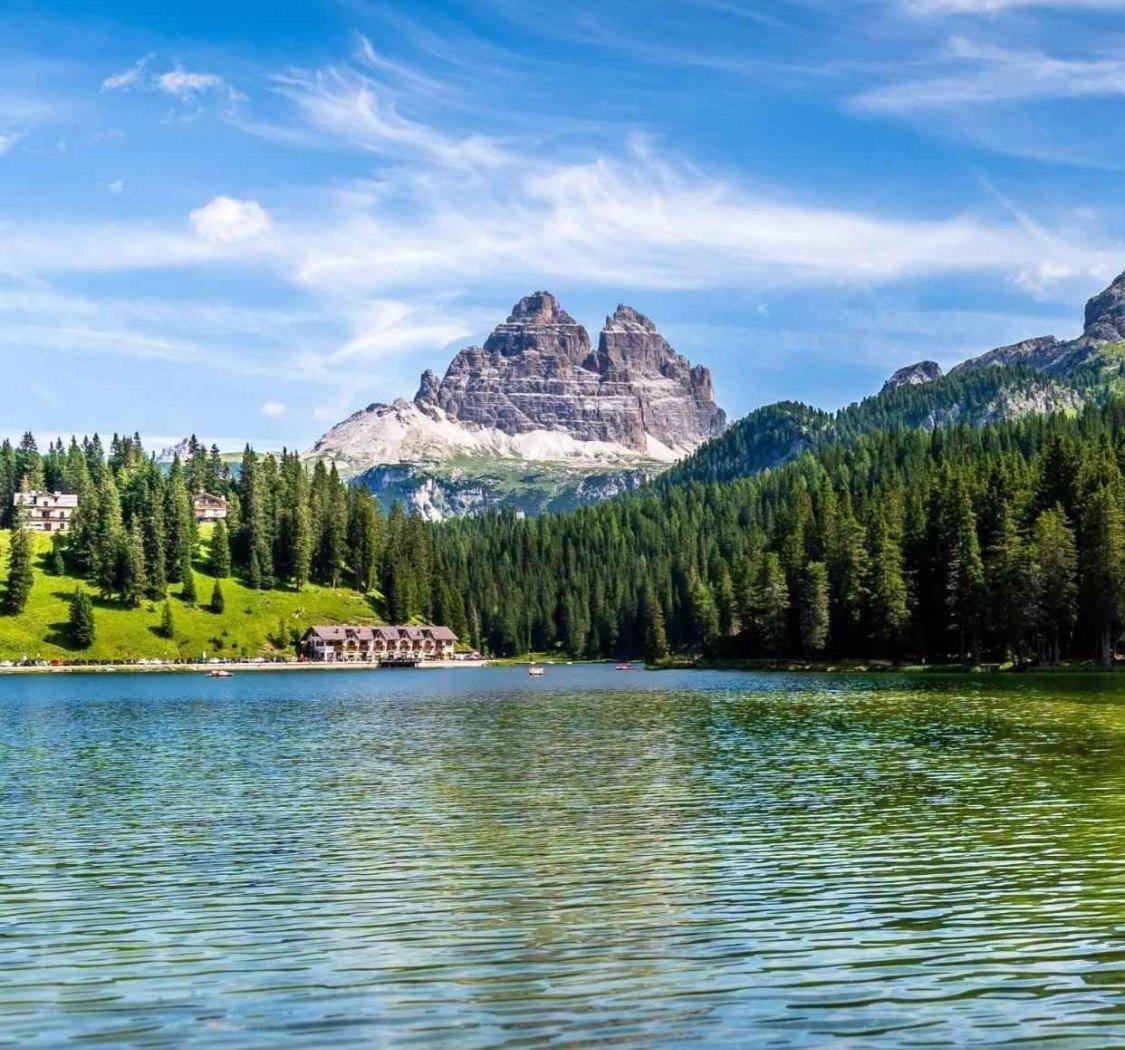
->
[507,291,574,326]
[1084,269,1125,343]
[883,360,942,393]
[604,304,658,334]
[312,291,727,472]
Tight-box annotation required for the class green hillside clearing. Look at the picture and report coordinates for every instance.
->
[0,530,378,662]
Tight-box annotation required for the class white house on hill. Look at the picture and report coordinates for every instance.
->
[13,491,78,533]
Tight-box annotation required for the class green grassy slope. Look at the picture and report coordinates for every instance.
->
[0,530,378,662]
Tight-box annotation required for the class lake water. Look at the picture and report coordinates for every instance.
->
[3,666,1125,1046]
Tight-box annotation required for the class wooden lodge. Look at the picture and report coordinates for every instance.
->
[193,492,228,523]
[13,491,78,533]
[301,624,458,664]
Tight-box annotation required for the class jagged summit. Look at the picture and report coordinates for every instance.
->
[307,292,727,484]
[882,361,942,393]
[1084,269,1125,342]
[507,291,575,326]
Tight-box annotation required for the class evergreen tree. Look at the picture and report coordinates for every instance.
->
[797,561,830,657]
[181,566,197,605]
[867,505,910,656]
[69,588,96,648]
[642,581,668,663]
[210,518,231,578]
[159,599,174,639]
[1080,485,1125,666]
[210,579,225,614]
[751,552,789,655]
[1030,506,1078,665]
[4,522,33,615]
[985,502,1035,663]
[49,536,65,576]
[120,521,148,608]
[945,478,986,663]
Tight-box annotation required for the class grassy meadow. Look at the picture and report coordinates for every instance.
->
[0,528,379,662]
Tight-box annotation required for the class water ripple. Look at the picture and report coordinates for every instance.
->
[2,667,1125,1045]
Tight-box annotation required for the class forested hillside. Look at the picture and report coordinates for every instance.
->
[432,398,1125,665]
[661,364,1093,487]
[0,434,471,656]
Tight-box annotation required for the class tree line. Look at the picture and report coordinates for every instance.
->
[429,397,1125,665]
[1,434,470,648]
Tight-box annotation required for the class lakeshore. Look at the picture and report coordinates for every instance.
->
[0,658,488,675]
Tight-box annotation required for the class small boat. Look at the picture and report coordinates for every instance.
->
[528,665,545,676]
[616,662,632,671]
[209,669,233,678]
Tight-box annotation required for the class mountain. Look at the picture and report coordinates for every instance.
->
[665,269,1125,487]
[306,292,726,518]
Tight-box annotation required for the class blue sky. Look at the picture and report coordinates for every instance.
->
[3,0,1125,449]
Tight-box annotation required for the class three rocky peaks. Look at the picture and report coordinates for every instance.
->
[308,292,727,474]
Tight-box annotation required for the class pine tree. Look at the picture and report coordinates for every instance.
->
[159,599,174,639]
[752,552,789,655]
[210,518,231,578]
[121,521,148,608]
[4,522,33,615]
[181,566,197,605]
[1030,506,1078,665]
[797,561,830,657]
[210,579,225,614]
[1080,485,1125,666]
[642,581,669,663]
[867,505,910,656]
[945,478,986,664]
[69,588,96,648]
[49,536,65,576]
[985,502,1034,663]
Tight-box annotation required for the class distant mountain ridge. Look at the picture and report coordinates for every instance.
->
[664,269,1125,487]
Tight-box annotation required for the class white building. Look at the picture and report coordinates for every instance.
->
[13,491,78,533]
[193,492,228,523]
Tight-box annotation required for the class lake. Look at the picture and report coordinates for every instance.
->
[3,665,1125,1046]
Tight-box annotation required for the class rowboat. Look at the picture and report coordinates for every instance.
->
[528,665,545,676]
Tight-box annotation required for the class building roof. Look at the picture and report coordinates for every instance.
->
[14,491,78,508]
[305,624,458,644]
[194,492,228,505]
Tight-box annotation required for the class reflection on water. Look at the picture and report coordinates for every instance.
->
[3,667,1125,1045]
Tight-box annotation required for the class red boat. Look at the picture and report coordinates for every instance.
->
[616,662,632,670]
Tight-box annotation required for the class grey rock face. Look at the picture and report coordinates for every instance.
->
[413,293,726,453]
[949,336,1063,376]
[882,360,942,392]
[354,462,655,521]
[1083,269,1125,343]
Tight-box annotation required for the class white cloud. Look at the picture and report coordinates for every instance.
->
[102,57,148,92]
[106,179,124,193]
[853,38,1125,111]
[272,67,509,170]
[157,68,222,100]
[190,196,272,243]
[0,132,17,155]
[260,400,288,418]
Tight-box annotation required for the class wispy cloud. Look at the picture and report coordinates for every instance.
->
[101,56,149,92]
[156,67,223,100]
[903,0,1125,12]
[260,400,288,418]
[271,65,510,169]
[0,132,18,155]
[853,37,1125,111]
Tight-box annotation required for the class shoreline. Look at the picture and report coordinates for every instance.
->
[0,659,489,676]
